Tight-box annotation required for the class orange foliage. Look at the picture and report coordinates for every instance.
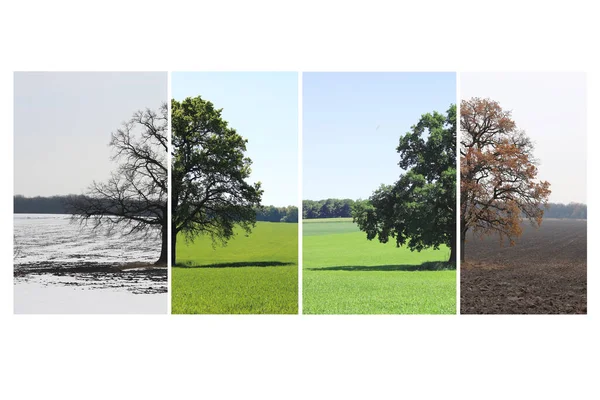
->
[460,98,551,255]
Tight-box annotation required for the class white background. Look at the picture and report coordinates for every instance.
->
[1,1,597,399]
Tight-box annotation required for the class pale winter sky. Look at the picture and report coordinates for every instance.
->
[171,72,298,207]
[461,72,586,204]
[14,72,167,197]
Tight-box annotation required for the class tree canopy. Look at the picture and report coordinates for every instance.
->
[460,97,551,261]
[352,104,457,263]
[66,104,168,264]
[171,96,263,265]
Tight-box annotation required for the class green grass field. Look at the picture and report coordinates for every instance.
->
[172,222,298,314]
[303,218,456,314]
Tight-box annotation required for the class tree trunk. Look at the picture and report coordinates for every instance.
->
[156,222,168,265]
[460,218,467,263]
[448,233,456,264]
[171,227,177,266]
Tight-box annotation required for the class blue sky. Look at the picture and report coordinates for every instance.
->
[172,72,298,207]
[303,72,456,200]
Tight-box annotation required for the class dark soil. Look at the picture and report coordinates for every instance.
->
[14,262,168,295]
[461,219,587,314]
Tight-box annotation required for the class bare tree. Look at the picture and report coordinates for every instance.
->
[66,103,168,264]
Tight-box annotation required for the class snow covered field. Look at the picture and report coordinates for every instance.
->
[14,214,161,264]
[14,214,167,314]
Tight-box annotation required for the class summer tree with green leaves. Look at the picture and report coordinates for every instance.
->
[352,105,457,263]
[171,96,263,265]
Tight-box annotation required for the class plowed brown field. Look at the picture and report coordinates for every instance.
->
[461,219,587,314]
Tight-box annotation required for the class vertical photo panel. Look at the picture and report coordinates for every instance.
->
[302,72,457,314]
[170,72,298,314]
[14,72,169,314]
[459,72,587,314]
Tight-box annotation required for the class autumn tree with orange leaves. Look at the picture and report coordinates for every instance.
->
[460,98,551,262]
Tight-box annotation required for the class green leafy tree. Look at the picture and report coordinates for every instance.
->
[171,96,263,265]
[352,105,457,263]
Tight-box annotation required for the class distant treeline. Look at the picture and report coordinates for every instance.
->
[14,195,71,214]
[303,198,358,219]
[544,202,587,219]
[255,205,298,223]
[302,198,587,220]
[14,195,298,222]
[14,195,584,221]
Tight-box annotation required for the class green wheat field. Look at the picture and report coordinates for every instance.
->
[171,222,298,314]
[303,218,456,314]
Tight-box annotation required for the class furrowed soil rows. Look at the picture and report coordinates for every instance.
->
[461,219,586,314]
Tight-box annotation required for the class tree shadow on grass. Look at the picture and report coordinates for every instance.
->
[307,261,456,272]
[174,261,295,269]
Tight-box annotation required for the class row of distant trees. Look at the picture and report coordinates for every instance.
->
[302,197,587,220]
[254,205,298,222]
[543,202,587,219]
[302,199,356,219]
[14,194,585,222]
[14,195,68,214]
[13,195,297,222]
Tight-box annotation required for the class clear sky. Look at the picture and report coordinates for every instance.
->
[14,72,167,197]
[461,72,586,204]
[303,72,456,200]
[171,72,298,207]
